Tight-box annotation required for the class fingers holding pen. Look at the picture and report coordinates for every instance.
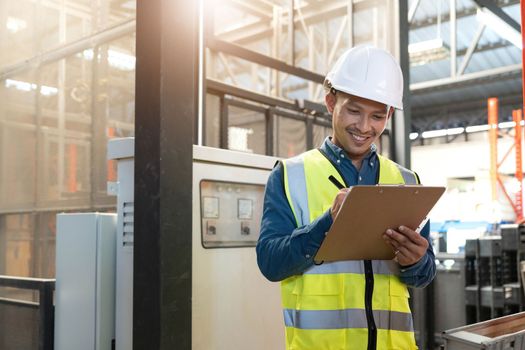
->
[330,188,349,220]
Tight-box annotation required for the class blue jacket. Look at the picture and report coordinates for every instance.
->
[256,137,436,287]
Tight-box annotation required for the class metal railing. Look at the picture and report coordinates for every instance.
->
[0,275,55,350]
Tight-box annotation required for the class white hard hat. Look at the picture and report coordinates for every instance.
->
[325,45,404,110]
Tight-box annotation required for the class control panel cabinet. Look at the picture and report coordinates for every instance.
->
[55,213,117,350]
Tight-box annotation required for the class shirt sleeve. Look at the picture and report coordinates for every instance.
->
[256,162,333,282]
[398,220,436,288]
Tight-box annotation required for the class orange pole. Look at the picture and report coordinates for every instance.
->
[521,0,525,111]
[514,109,523,221]
[488,98,498,201]
[107,127,117,181]
[68,144,77,192]
[520,0,525,221]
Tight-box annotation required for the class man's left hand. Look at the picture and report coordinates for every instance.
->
[382,226,428,267]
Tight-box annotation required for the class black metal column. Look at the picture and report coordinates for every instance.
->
[220,96,229,149]
[39,280,55,350]
[134,0,197,349]
[392,0,412,168]
[266,108,274,156]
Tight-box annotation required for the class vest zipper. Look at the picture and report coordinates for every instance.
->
[364,260,376,350]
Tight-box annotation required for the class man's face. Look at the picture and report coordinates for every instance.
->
[326,92,391,160]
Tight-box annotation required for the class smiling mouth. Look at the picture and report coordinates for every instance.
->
[349,132,371,142]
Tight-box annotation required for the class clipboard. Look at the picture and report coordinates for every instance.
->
[314,185,445,262]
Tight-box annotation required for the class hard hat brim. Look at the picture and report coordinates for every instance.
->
[330,83,404,111]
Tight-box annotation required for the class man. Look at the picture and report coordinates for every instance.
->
[256,45,435,350]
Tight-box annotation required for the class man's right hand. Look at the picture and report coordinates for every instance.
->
[330,188,350,220]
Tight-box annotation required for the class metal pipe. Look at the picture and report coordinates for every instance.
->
[450,0,457,78]
[289,0,295,65]
[347,1,353,47]
[67,144,77,193]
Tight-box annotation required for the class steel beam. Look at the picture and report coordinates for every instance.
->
[289,0,295,65]
[410,64,521,93]
[207,78,329,117]
[265,108,274,156]
[0,19,135,81]
[296,99,329,116]
[90,44,109,205]
[412,93,522,118]
[473,0,521,32]
[457,24,486,75]
[392,0,411,168]
[220,96,229,149]
[207,78,296,110]
[410,39,513,68]
[450,0,457,78]
[408,0,421,23]
[218,0,376,45]
[230,0,272,20]
[134,0,197,349]
[206,36,324,84]
[225,96,268,114]
[347,1,353,47]
[410,0,519,29]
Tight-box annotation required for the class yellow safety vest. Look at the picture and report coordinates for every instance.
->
[281,148,419,350]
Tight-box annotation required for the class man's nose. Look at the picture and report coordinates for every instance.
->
[355,115,371,132]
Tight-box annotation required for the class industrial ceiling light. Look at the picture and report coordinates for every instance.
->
[408,38,449,66]
[498,121,517,129]
[465,124,490,133]
[78,49,136,71]
[408,38,445,54]
[476,8,522,49]
[6,17,27,33]
[421,127,465,139]
[409,132,419,140]
[4,79,58,96]
[408,1,449,66]
[418,120,525,138]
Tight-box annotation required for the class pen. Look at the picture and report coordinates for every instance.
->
[328,175,345,190]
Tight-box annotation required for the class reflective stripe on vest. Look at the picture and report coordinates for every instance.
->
[283,308,414,332]
[281,149,419,350]
[283,155,311,227]
[304,260,400,275]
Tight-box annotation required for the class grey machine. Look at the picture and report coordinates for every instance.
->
[55,137,284,349]
[54,213,117,350]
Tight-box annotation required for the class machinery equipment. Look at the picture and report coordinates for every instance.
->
[55,213,117,350]
[191,143,283,349]
[443,311,525,349]
[55,138,284,349]
[464,225,525,326]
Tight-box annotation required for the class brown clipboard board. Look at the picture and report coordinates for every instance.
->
[314,185,445,262]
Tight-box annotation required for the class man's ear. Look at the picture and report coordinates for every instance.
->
[325,93,336,114]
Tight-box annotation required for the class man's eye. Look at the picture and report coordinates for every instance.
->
[348,109,359,114]
[373,114,386,120]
